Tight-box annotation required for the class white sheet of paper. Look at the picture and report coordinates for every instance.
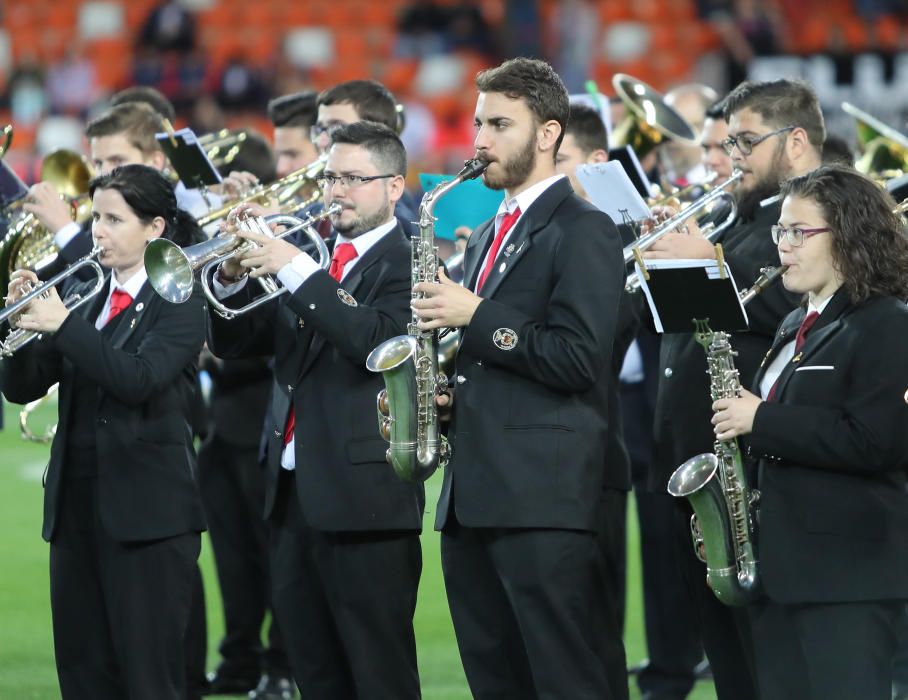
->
[576,161,650,224]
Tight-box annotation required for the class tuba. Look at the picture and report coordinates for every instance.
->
[366,158,488,482]
[611,73,698,162]
[666,265,787,606]
[0,148,94,303]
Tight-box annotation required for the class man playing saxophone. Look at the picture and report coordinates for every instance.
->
[412,57,625,699]
[206,121,423,699]
[642,79,822,700]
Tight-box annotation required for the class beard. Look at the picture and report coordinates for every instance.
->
[482,131,537,191]
[734,142,789,220]
[333,197,393,237]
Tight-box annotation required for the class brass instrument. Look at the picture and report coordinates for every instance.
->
[611,74,698,161]
[624,171,743,292]
[197,153,328,228]
[667,265,787,606]
[145,205,337,319]
[0,124,12,160]
[0,148,95,303]
[198,128,248,169]
[842,102,908,176]
[366,158,488,482]
[19,382,58,443]
[0,246,106,356]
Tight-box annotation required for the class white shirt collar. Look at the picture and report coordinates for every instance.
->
[807,293,835,317]
[495,173,566,222]
[108,266,148,299]
[336,217,398,260]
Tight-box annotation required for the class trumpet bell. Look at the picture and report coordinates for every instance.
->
[612,74,698,161]
[145,238,200,304]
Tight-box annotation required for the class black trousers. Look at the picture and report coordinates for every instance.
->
[269,469,422,699]
[51,474,199,700]
[748,598,904,700]
[198,434,288,678]
[595,489,630,700]
[441,520,612,700]
[672,500,757,700]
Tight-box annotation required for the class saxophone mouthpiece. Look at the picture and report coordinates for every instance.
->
[458,158,489,181]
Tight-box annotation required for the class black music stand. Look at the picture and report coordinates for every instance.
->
[155,126,222,190]
[636,257,749,334]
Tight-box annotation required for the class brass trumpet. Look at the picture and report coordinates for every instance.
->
[197,153,328,228]
[0,246,105,356]
[145,205,338,319]
[198,128,248,169]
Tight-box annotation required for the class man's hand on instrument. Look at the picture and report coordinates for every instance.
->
[235,228,301,278]
[14,285,69,333]
[412,268,482,330]
[22,182,74,233]
[712,390,761,440]
[217,171,259,199]
[643,230,714,260]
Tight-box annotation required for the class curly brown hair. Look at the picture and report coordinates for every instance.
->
[780,165,908,302]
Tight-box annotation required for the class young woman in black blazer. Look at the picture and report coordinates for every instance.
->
[2,164,207,700]
[711,165,908,700]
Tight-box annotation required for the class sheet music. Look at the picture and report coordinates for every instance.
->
[576,161,650,223]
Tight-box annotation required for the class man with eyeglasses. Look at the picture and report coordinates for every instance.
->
[207,121,423,699]
[641,78,823,700]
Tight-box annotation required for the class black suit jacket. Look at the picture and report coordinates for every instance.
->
[436,177,625,532]
[747,291,908,604]
[650,201,801,490]
[207,224,424,532]
[0,274,208,542]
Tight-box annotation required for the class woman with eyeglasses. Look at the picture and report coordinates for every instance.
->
[711,164,908,700]
[1,164,207,700]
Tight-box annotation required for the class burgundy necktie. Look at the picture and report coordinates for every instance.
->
[104,289,133,326]
[476,206,521,293]
[283,242,359,446]
[766,311,820,401]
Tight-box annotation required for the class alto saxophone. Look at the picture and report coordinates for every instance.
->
[366,158,488,482]
[667,265,787,606]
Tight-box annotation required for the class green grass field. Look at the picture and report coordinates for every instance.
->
[0,399,717,699]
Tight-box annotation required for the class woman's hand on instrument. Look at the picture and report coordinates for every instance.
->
[14,285,70,334]
[23,182,74,233]
[412,267,482,330]
[712,390,762,440]
[217,171,259,199]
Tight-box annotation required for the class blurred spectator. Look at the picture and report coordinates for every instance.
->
[446,2,497,57]
[7,53,47,126]
[503,0,542,58]
[698,0,785,88]
[214,57,269,114]
[396,0,450,58]
[137,0,197,55]
[46,45,99,117]
[548,0,599,92]
[853,0,908,20]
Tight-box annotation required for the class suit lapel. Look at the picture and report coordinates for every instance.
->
[295,226,405,381]
[106,281,155,349]
[463,220,494,291]
[475,178,572,299]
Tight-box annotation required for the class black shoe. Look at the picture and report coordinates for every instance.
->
[202,667,260,695]
[248,674,295,700]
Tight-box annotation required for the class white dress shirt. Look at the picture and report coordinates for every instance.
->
[95,267,148,330]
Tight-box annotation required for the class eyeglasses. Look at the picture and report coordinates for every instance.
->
[316,173,396,189]
[310,123,343,142]
[770,225,830,247]
[721,126,796,156]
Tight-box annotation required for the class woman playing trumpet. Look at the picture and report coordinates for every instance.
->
[1,164,207,700]
[711,165,908,700]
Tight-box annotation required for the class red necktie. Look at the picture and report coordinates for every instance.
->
[766,311,820,401]
[476,206,521,293]
[105,289,133,325]
[283,242,359,446]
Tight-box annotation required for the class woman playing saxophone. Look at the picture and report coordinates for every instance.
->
[711,165,908,700]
